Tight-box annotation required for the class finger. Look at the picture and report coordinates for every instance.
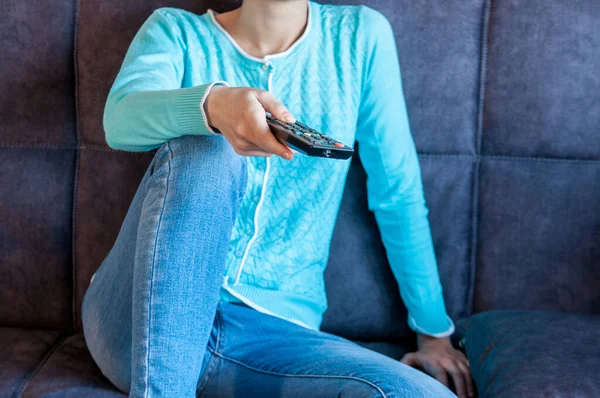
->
[424,363,449,389]
[400,353,420,368]
[245,106,293,160]
[255,91,295,123]
[233,142,272,157]
[455,350,469,364]
[456,360,475,397]
[445,361,467,398]
[240,151,273,157]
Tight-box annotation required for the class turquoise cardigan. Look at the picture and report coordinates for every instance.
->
[103,2,454,337]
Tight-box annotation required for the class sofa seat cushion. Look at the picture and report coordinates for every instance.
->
[0,328,416,397]
[0,328,63,397]
[15,333,124,397]
[0,330,123,397]
[356,340,416,361]
[459,310,600,398]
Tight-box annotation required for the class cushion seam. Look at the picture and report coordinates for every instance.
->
[15,335,69,397]
[0,142,119,152]
[71,0,82,332]
[467,0,492,318]
[2,142,599,163]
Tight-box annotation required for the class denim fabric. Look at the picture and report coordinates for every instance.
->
[99,3,453,336]
[196,301,455,398]
[74,149,155,325]
[82,135,248,397]
[81,135,453,397]
[2,0,600,395]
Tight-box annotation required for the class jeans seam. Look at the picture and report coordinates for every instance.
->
[196,354,220,398]
[196,306,225,396]
[205,347,386,397]
[143,141,173,398]
[216,305,227,353]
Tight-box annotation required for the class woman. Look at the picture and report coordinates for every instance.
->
[82,0,473,397]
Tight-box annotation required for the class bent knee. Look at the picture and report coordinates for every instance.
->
[161,135,243,171]
[150,135,247,193]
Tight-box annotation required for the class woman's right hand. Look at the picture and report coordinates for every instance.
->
[204,86,296,160]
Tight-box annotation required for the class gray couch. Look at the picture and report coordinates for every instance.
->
[1,0,599,397]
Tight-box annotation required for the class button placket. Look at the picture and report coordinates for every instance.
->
[247,161,263,235]
[228,59,274,285]
[261,59,272,71]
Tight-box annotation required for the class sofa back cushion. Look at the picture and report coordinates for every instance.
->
[323,0,600,340]
[1,0,598,339]
[0,0,77,330]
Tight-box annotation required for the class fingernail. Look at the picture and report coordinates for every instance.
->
[283,113,296,123]
[283,152,293,161]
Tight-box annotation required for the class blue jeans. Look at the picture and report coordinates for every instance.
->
[81,135,456,398]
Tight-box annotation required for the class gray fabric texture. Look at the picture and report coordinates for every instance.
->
[0,0,599,396]
[459,310,600,398]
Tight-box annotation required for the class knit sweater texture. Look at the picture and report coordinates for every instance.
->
[103,1,454,336]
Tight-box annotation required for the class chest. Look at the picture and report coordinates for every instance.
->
[186,50,361,146]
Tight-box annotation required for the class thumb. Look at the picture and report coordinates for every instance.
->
[400,353,421,368]
[256,91,296,123]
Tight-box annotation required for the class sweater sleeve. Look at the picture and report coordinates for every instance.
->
[355,9,455,337]
[103,8,227,152]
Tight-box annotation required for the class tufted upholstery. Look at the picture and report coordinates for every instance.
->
[1,0,598,396]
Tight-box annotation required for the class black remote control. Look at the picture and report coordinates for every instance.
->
[266,114,354,160]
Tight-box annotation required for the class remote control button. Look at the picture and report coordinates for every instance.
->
[334,142,344,148]
[295,121,309,130]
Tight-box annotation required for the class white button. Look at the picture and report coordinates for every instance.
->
[247,229,253,235]
[253,196,260,202]
[262,63,269,70]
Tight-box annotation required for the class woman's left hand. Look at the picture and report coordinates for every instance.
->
[401,335,474,398]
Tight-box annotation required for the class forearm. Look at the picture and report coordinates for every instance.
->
[374,197,454,337]
[355,7,453,337]
[102,8,226,152]
[104,82,224,152]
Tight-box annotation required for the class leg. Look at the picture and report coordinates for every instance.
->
[199,303,456,398]
[82,135,247,397]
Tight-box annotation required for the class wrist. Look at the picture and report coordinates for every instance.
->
[417,334,451,350]
[204,85,227,129]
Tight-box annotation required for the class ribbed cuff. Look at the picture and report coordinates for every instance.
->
[409,315,455,338]
[175,81,229,136]
[406,299,456,338]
